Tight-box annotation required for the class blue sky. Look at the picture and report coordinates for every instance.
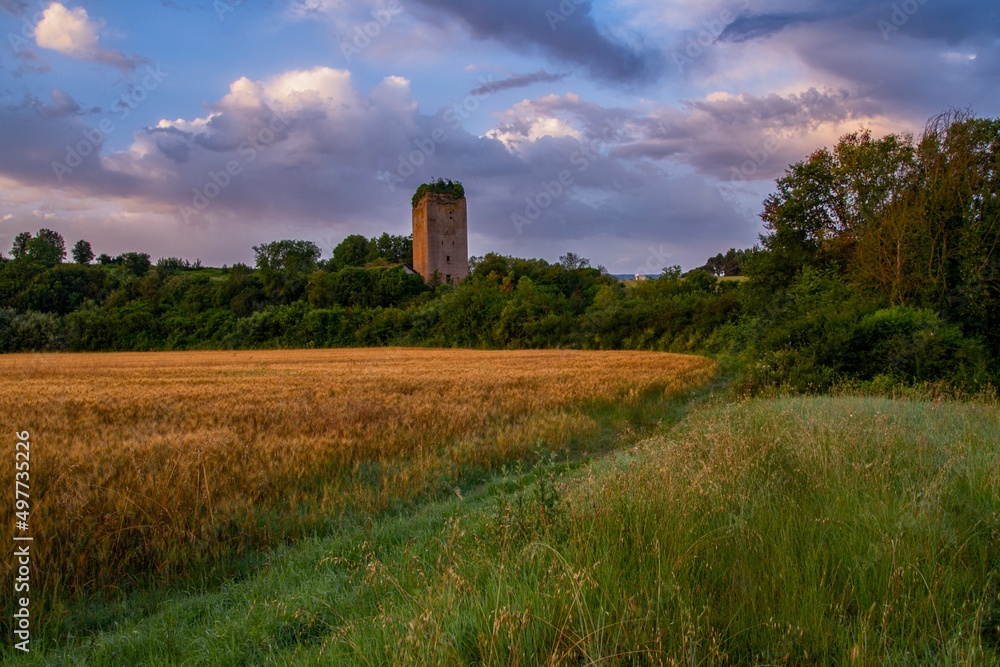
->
[1,0,998,272]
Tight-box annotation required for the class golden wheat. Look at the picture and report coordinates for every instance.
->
[0,348,716,608]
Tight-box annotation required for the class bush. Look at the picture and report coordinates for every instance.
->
[0,310,66,352]
[848,306,990,387]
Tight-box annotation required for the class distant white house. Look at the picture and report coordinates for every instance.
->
[635,274,648,281]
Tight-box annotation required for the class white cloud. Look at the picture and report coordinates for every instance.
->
[263,67,359,110]
[35,3,99,53]
[34,2,142,70]
[488,102,583,152]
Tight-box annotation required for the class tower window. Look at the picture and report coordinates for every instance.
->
[446,255,450,262]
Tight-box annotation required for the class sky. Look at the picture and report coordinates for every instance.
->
[0,0,998,273]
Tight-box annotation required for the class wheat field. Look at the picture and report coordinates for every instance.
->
[0,348,717,618]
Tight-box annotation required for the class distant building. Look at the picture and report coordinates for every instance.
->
[412,188,468,284]
[635,274,649,281]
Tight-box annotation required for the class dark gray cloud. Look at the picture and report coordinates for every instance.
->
[0,0,28,15]
[35,88,81,117]
[683,88,858,129]
[149,126,193,163]
[471,70,569,96]
[718,11,829,43]
[0,92,137,194]
[859,0,1000,44]
[9,48,52,77]
[411,0,664,84]
[719,1,1000,45]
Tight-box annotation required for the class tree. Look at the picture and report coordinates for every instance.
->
[214,263,264,317]
[253,239,321,303]
[13,229,67,265]
[697,247,756,277]
[13,264,107,315]
[845,111,1000,323]
[907,112,1000,337]
[470,253,513,280]
[253,240,321,274]
[11,232,31,260]
[559,252,591,270]
[372,233,412,265]
[116,252,152,277]
[72,240,95,265]
[330,234,371,270]
[754,129,917,288]
[852,196,925,305]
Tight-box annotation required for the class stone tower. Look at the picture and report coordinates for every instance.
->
[412,190,468,284]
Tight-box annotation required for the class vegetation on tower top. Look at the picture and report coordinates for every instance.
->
[412,178,464,207]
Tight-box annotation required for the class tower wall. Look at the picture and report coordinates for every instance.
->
[412,193,468,283]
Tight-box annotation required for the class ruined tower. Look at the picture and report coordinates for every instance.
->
[412,182,468,284]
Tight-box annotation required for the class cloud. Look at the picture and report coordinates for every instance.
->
[716,2,999,46]
[0,67,804,272]
[36,88,82,117]
[486,87,898,185]
[623,89,877,180]
[718,11,828,43]
[9,48,53,77]
[0,0,28,15]
[33,2,145,71]
[654,0,1000,128]
[485,93,634,155]
[409,0,664,84]
[0,92,137,195]
[471,70,569,96]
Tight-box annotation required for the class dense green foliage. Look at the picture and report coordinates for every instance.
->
[692,246,756,276]
[328,232,412,270]
[411,177,465,207]
[1,113,997,392]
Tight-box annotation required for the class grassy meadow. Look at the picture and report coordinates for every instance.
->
[0,348,716,645]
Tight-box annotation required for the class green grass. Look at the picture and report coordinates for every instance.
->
[9,393,999,665]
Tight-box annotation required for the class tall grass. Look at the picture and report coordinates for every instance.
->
[278,395,997,665]
[0,348,716,640]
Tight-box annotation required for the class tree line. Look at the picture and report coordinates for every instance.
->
[1,111,996,393]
